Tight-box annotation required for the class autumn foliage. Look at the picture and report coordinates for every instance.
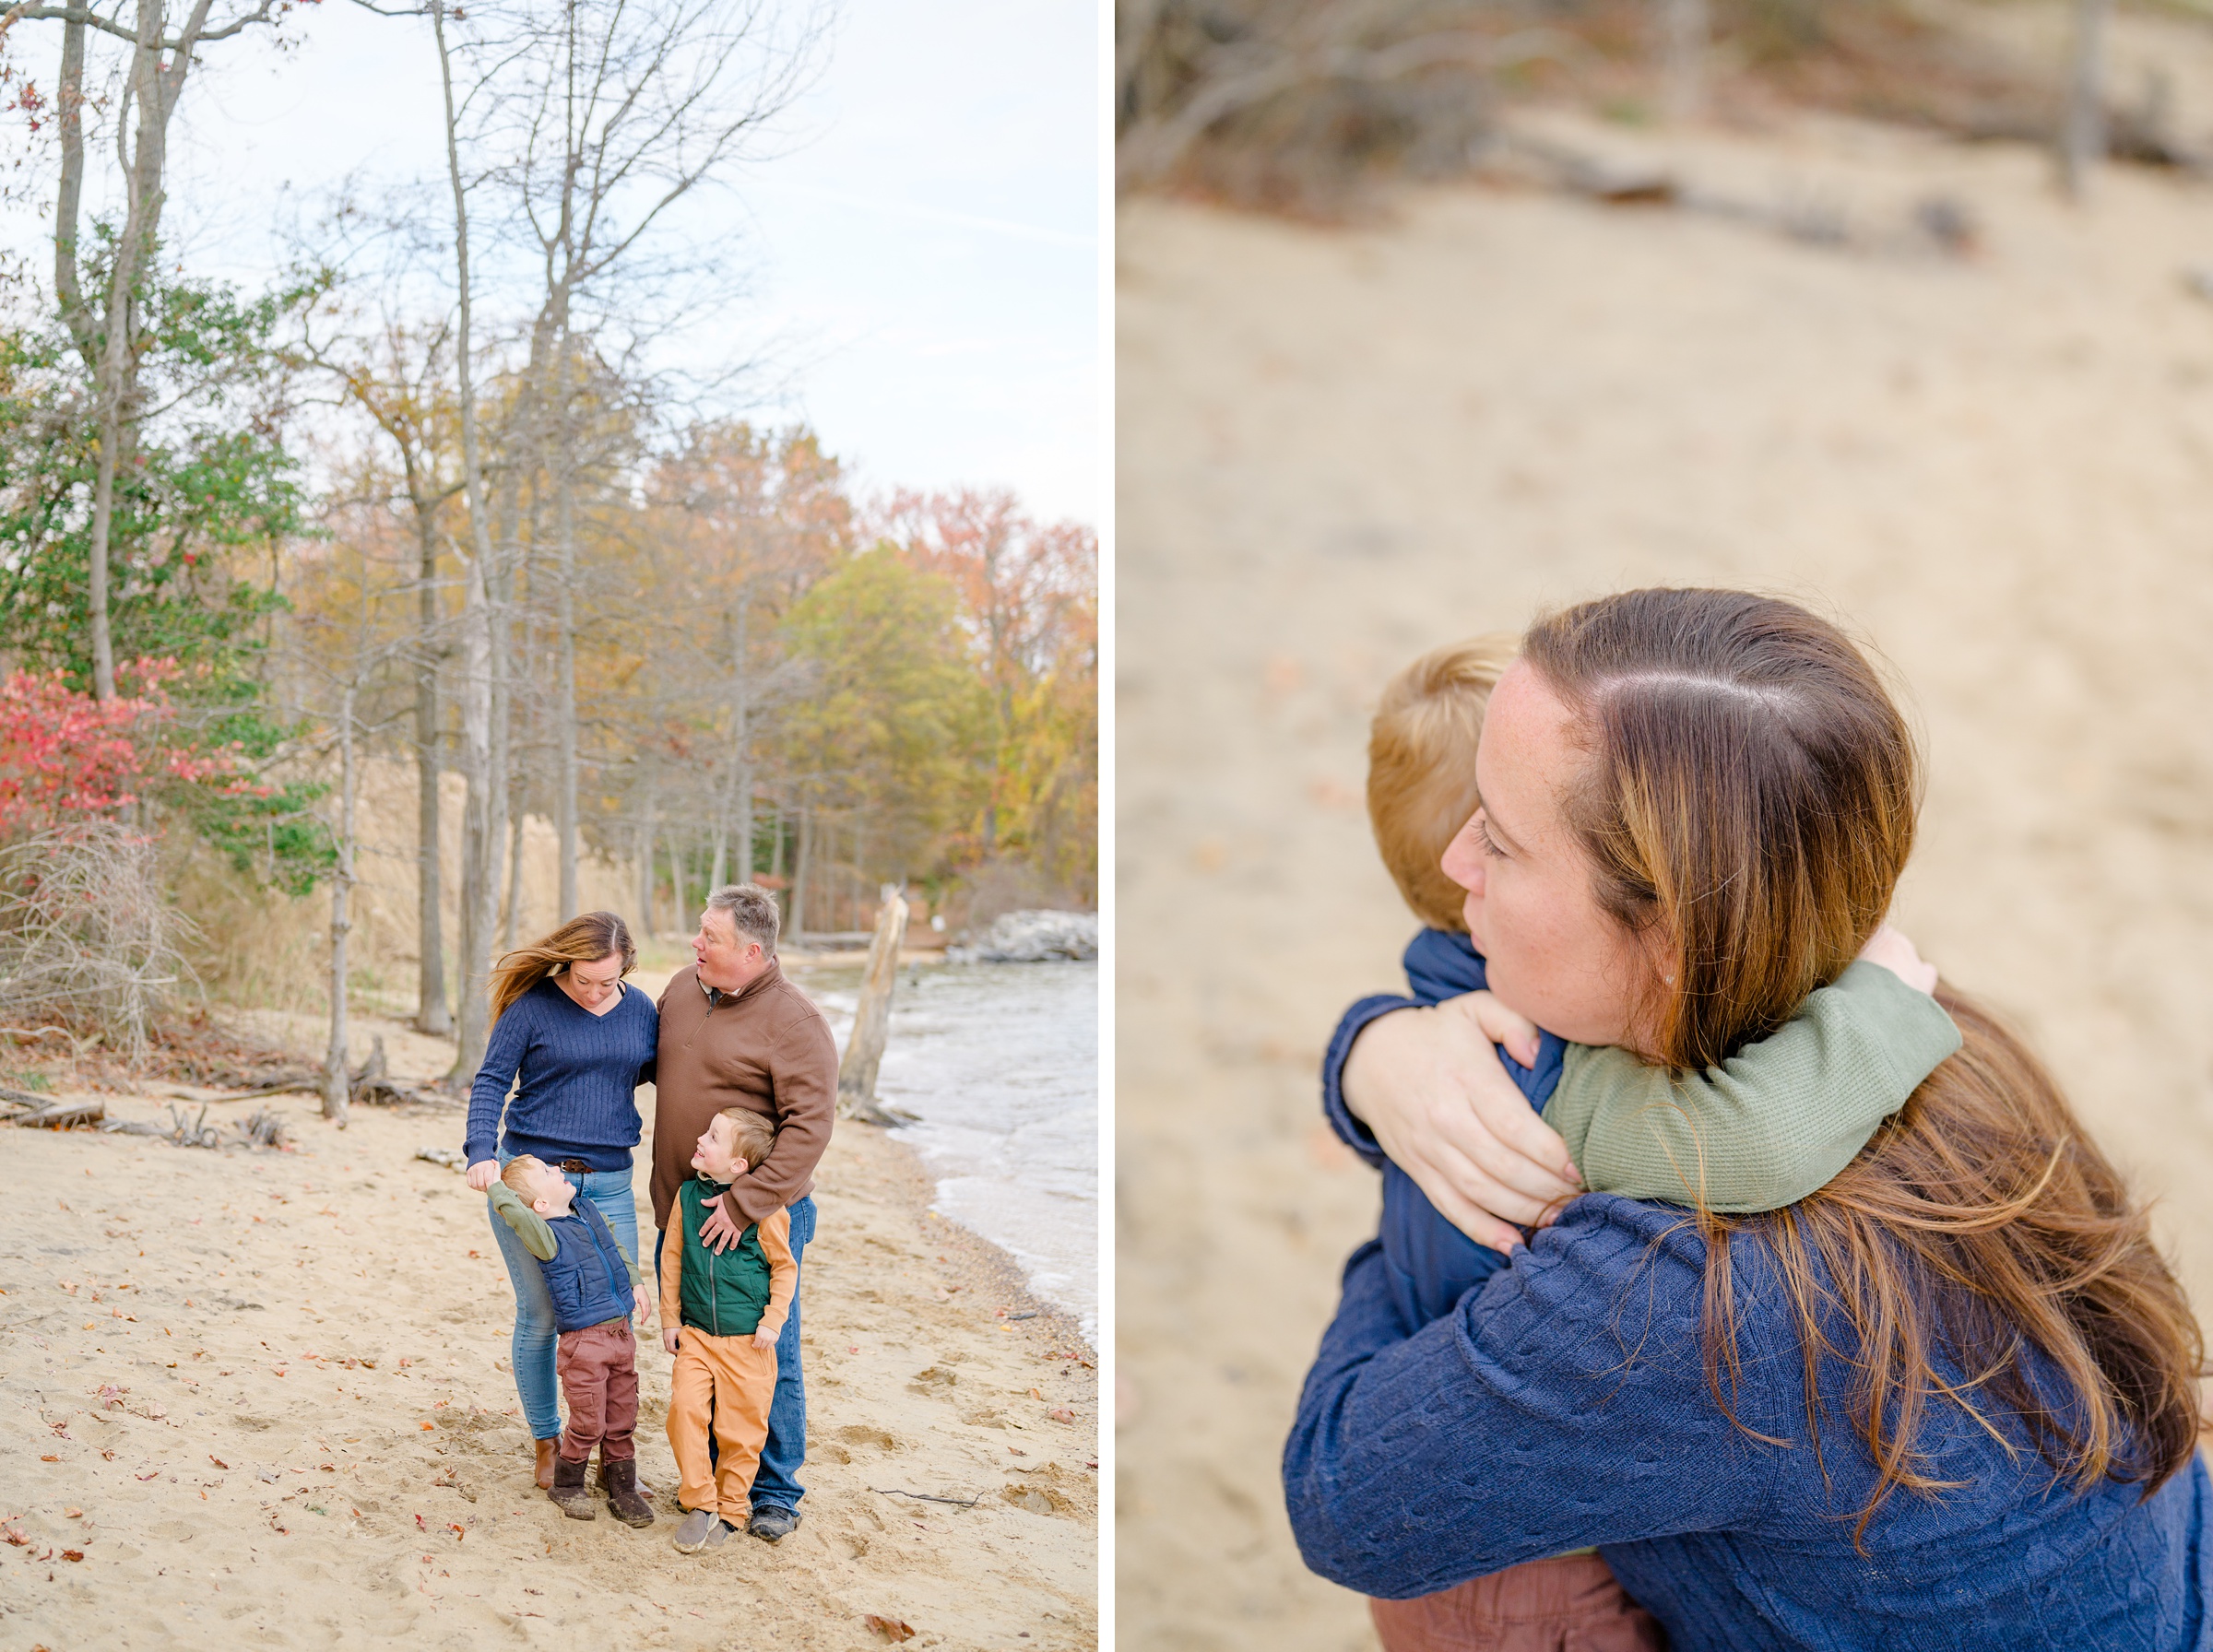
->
[0,659,254,836]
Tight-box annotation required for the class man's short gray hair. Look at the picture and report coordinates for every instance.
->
[706,884,780,955]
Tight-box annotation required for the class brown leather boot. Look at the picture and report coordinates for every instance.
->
[534,1437,558,1492]
[601,1457,655,1528]
[548,1454,597,1520]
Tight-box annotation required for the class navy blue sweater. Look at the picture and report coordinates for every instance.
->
[1295,947,2213,1646]
[464,979,658,1172]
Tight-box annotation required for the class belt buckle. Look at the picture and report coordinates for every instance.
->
[557,1159,589,1175]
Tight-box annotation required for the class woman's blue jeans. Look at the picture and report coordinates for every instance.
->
[487,1159,642,1441]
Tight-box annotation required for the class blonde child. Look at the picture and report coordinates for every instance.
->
[1337,636,1960,1651]
[488,1155,655,1526]
[660,1106,798,1555]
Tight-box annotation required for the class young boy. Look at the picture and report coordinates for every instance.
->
[1340,636,1963,1650]
[488,1156,656,1528]
[660,1106,798,1555]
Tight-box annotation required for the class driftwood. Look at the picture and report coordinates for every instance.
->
[838,886,914,1127]
[9,1098,106,1129]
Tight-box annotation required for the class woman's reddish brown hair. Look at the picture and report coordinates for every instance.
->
[1523,587,2204,1542]
[489,911,637,1024]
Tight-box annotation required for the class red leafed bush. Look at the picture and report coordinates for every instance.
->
[0,659,247,833]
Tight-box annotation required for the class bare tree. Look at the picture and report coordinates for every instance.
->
[480,0,831,918]
[294,310,466,1036]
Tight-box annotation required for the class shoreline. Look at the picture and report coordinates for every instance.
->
[0,1006,1097,1650]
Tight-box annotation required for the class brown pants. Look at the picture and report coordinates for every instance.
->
[1370,1553,1666,1652]
[555,1320,638,1463]
[666,1326,777,1521]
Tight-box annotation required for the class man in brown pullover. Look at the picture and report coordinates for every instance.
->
[651,883,838,1543]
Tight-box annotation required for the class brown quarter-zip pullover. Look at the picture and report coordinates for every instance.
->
[650,959,838,1232]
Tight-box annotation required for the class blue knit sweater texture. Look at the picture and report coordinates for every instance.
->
[1293,938,2213,1646]
[464,979,658,1172]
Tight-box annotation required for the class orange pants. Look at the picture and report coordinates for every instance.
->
[1370,1553,1666,1652]
[666,1326,778,1521]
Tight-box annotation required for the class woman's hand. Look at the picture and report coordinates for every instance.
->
[1342,997,1583,1255]
[466,1159,500,1193]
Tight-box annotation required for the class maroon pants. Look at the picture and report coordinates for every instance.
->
[555,1320,638,1463]
[1370,1553,1666,1652]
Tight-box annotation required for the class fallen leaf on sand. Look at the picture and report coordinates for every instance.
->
[64,1508,81,1518]
[3,1526,28,1547]
[61,1550,83,1562]
[39,1455,56,1463]
[1028,1387,1044,1400]
[862,1616,916,1643]
[1049,1407,1076,1424]
[209,1456,229,1469]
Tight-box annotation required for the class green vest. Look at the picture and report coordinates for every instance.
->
[676,1175,774,1337]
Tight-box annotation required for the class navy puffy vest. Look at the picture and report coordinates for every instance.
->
[539,1198,634,1333]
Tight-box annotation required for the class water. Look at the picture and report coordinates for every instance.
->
[798,959,1098,1345]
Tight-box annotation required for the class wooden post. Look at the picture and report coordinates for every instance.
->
[837,882,909,1124]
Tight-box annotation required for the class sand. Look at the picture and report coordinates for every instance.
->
[1117,109,2213,1649]
[0,996,1096,1650]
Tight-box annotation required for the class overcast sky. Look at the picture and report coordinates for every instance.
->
[25,0,1100,525]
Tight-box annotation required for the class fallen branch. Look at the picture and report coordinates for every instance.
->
[869,1488,982,1509]
[11,1099,105,1129]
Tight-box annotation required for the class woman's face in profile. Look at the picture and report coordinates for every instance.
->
[1443,660,1659,1054]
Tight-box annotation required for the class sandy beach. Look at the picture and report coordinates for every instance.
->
[0,993,1097,1650]
[1118,108,2213,1649]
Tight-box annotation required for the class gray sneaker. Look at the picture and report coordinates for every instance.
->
[672,1508,732,1553]
[747,1504,800,1543]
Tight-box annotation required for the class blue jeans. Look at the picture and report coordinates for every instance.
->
[488,1159,642,1441]
[654,1194,813,1512]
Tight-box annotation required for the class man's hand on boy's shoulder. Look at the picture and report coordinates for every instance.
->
[698,1196,745,1254]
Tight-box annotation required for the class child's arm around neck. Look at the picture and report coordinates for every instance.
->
[1542,960,1960,1213]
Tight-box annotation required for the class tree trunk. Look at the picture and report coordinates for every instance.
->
[552,342,580,921]
[436,0,504,1086]
[502,800,527,950]
[669,835,689,931]
[730,588,752,885]
[413,517,451,1035]
[323,686,357,1127]
[2062,0,2110,199]
[635,774,658,934]
[1661,0,1707,123]
[836,884,908,1121]
[789,805,811,939]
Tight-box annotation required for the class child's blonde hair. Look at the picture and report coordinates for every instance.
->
[1367,634,1520,931]
[719,1107,776,1172]
[501,1154,548,1197]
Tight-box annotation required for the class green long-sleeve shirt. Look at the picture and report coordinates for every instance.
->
[1544,961,1960,1212]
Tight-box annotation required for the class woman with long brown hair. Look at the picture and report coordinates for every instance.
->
[463,911,658,1492]
[1284,589,2208,1647]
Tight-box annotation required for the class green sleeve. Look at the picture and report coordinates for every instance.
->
[487,1182,559,1262]
[1540,962,1962,1213]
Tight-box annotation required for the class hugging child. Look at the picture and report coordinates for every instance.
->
[488,1156,656,1527]
[660,1106,797,1556]
[1340,636,1964,1652]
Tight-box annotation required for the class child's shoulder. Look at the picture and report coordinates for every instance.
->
[1402,926,1485,1001]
